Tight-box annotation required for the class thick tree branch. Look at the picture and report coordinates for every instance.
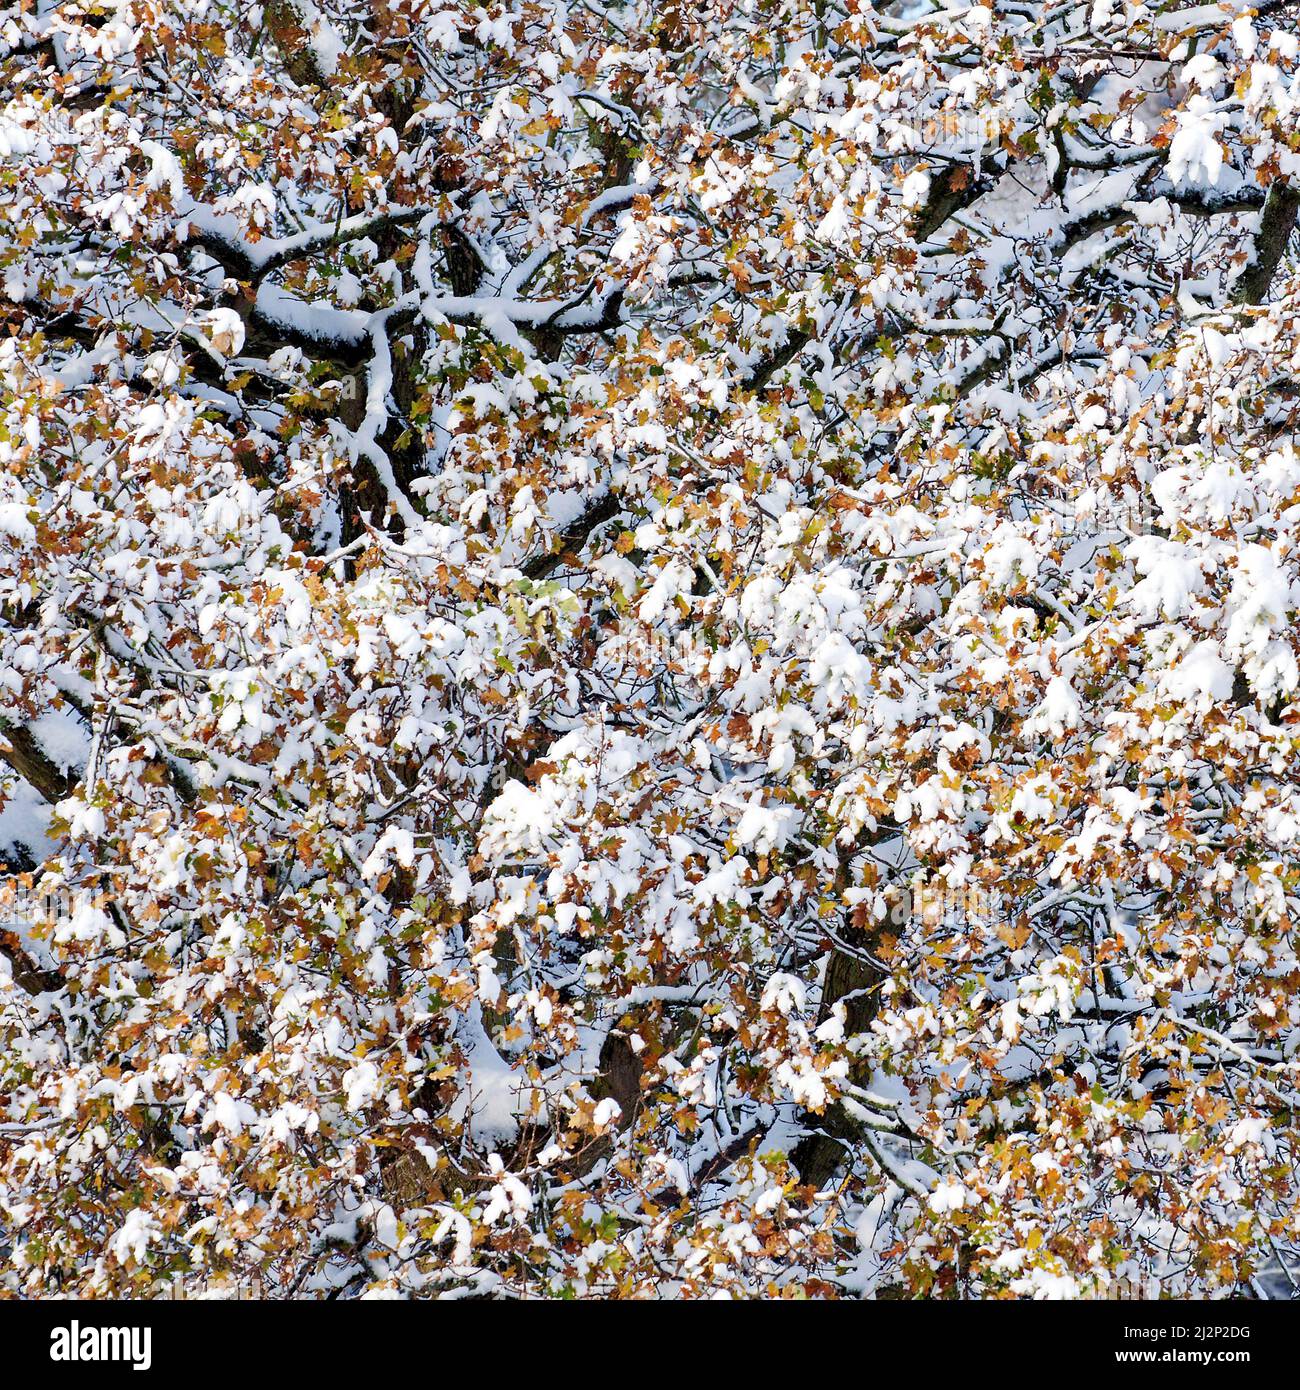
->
[0,930,64,995]
[0,723,75,803]
[184,205,440,283]
[1233,181,1300,305]
[522,492,622,579]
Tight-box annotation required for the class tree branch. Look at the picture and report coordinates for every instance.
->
[1233,180,1300,305]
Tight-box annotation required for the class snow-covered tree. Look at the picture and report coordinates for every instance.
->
[3,0,1300,1298]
